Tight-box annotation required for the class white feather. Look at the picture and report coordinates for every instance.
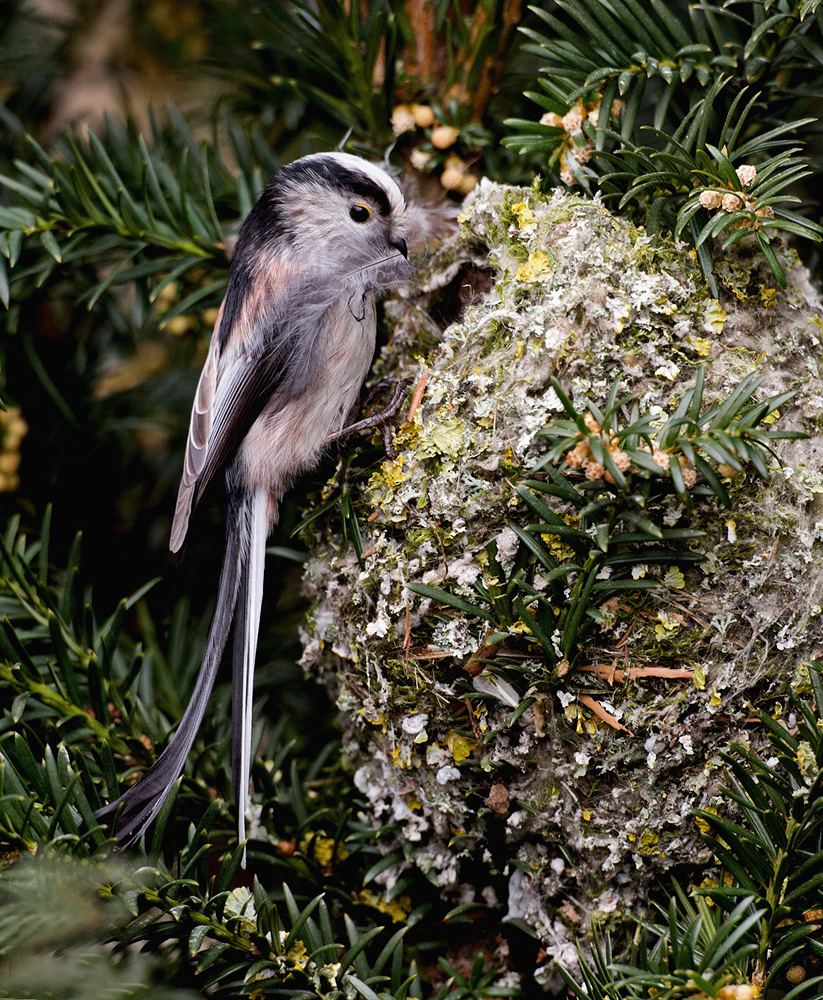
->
[237,488,268,859]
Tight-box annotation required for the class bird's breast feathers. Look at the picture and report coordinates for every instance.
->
[239,292,377,495]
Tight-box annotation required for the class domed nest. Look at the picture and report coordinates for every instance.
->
[296,180,823,982]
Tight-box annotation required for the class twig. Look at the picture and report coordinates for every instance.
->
[406,369,429,423]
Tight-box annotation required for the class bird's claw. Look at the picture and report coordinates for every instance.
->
[327,377,412,459]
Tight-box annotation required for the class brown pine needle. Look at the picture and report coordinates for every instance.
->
[406,370,429,422]
[580,663,694,684]
[578,694,635,736]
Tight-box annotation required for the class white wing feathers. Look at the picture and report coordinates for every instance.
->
[170,306,225,553]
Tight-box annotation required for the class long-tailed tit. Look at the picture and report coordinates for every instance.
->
[97,152,411,850]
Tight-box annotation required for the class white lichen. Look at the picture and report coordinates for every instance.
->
[299,181,823,985]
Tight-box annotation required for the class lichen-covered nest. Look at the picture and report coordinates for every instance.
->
[297,181,823,986]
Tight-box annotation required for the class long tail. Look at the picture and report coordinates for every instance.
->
[96,490,253,846]
[231,489,269,852]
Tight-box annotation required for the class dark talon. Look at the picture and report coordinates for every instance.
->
[326,377,412,458]
[362,377,401,410]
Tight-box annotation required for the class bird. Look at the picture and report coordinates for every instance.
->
[97,151,412,853]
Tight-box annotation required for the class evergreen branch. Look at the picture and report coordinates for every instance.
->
[408,371,795,689]
[524,0,819,96]
[506,1,823,287]
[0,111,269,310]
[694,664,823,994]
[237,0,404,144]
[0,662,129,755]
[0,856,199,998]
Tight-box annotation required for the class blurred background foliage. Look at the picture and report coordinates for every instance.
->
[0,0,537,613]
[0,2,539,995]
[0,0,822,996]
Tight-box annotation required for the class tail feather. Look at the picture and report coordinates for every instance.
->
[169,481,195,554]
[96,492,249,845]
[231,489,268,854]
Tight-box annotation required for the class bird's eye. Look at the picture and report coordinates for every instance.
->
[349,203,372,223]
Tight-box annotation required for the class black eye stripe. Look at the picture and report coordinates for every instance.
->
[277,159,394,216]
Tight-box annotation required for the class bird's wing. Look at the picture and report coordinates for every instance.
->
[170,303,223,552]
[170,277,302,553]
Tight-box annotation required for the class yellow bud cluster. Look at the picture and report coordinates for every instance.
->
[639,444,697,487]
[431,124,459,149]
[392,104,479,196]
[697,164,774,220]
[410,149,431,171]
[785,966,806,985]
[539,97,621,134]
[651,446,670,470]
[717,984,756,1000]
[540,97,622,186]
[391,103,437,134]
[566,426,697,489]
[565,420,632,485]
[0,407,28,493]
[440,154,479,196]
[390,105,416,134]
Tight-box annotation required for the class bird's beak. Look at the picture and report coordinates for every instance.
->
[390,236,409,259]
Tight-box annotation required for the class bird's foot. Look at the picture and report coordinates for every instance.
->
[327,378,412,460]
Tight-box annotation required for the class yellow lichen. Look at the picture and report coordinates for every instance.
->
[575,709,598,735]
[508,619,532,635]
[382,457,410,488]
[695,807,718,835]
[511,201,538,232]
[654,612,681,640]
[447,732,475,762]
[541,534,575,562]
[703,298,727,334]
[391,742,416,768]
[690,335,712,356]
[609,299,631,333]
[358,889,412,923]
[515,250,551,283]
[639,830,659,851]
[796,741,819,784]
[655,363,680,381]
[286,938,309,970]
[299,833,349,866]
[359,703,384,727]
[417,417,465,460]
[759,285,777,308]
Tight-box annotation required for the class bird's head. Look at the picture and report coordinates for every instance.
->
[247,151,411,288]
